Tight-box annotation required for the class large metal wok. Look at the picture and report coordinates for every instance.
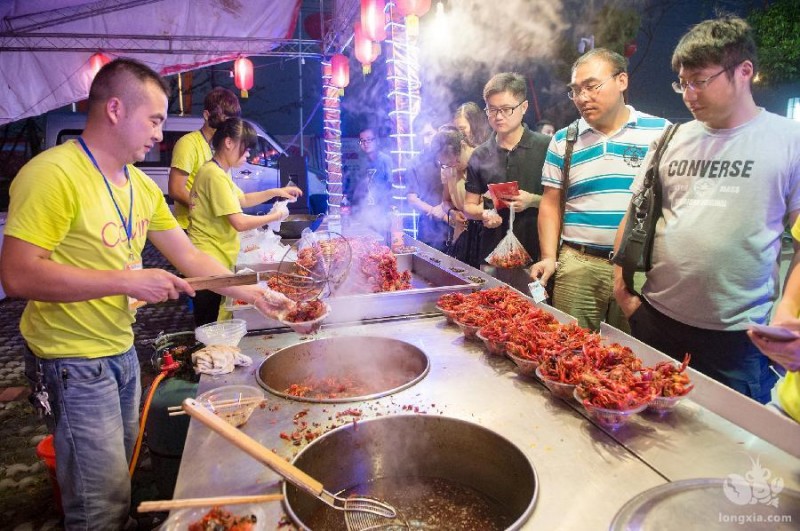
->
[257,336,430,403]
[283,415,538,530]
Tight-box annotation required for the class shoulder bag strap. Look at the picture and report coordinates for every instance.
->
[559,119,580,222]
[619,122,680,292]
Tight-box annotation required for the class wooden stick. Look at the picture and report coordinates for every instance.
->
[167,397,264,412]
[137,494,283,512]
[185,272,260,291]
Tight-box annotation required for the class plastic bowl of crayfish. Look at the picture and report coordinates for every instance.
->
[453,307,494,341]
[505,345,540,377]
[647,388,693,415]
[573,389,649,430]
[435,304,458,324]
[476,329,506,356]
[279,301,331,335]
[535,366,577,400]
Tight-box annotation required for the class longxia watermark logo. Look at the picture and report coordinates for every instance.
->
[718,457,792,526]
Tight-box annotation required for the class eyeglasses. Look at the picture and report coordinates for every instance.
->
[358,137,376,145]
[671,64,737,94]
[484,100,526,119]
[437,160,457,169]
[567,73,621,100]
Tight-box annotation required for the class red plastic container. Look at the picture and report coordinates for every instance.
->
[36,435,63,515]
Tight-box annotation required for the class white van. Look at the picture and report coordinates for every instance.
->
[44,113,326,214]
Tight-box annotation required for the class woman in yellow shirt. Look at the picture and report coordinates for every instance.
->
[749,223,800,422]
[188,117,300,325]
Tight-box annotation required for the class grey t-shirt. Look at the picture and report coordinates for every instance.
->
[633,109,800,330]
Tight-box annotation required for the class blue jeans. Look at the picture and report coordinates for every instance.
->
[24,346,140,530]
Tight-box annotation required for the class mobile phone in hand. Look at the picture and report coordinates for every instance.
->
[749,324,800,342]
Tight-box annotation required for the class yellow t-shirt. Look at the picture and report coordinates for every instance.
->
[188,161,244,271]
[777,372,800,422]
[171,130,212,229]
[5,141,178,359]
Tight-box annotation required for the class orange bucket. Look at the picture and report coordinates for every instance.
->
[36,435,63,515]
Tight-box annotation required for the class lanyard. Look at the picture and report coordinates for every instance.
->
[77,137,134,253]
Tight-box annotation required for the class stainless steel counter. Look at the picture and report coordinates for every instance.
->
[173,314,800,530]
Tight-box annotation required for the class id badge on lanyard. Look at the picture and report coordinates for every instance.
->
[125,253,146,310]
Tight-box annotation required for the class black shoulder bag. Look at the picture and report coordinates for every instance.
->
[611,123,680,295]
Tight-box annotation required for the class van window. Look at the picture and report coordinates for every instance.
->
[137,130,188,167]
[55,127,176,166]
[246,135,281,168]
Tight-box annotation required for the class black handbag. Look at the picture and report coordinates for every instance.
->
[611,123,680,295]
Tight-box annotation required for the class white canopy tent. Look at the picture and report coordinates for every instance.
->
[0,0,321,125]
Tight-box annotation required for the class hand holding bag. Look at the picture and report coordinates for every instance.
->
[611,123,680,295]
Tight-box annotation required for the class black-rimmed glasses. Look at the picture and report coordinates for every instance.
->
[567,72,621,100]
[484,100,526,119]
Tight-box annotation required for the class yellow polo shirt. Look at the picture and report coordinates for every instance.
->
[5,141,178,359]
[187,161,244,271]
[171,130,212,229]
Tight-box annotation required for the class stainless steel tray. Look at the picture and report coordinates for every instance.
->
[611,478,800,530]
[232,252,484,330]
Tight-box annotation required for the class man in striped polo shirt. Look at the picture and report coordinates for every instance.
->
[530,48,669,332]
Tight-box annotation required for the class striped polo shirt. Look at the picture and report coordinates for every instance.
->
[542,106,669,250]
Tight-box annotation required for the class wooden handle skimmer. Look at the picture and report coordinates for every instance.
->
[182,399,324,497]
[185,272,260,291]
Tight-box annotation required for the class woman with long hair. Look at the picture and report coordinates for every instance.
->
[188,117,300,325]
[432,125,482,267]
[453,101,491,148]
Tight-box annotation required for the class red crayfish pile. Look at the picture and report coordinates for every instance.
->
[351,238,412,292]
[283,300,328,323]
[436,288,694,411]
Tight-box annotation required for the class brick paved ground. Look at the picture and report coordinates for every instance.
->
[0,242,194,530]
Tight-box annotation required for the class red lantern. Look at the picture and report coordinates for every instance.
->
[89,52,111,78]
[394,0,431,35]
[330,54,350,95]
[354,21,380,75]
[361,0,386,42]
[234,57,254,98]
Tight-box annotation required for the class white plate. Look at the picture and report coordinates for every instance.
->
[160,503,267,530]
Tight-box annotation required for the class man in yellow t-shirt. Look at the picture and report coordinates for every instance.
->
[169,87,241,229]
[0,59,292,530]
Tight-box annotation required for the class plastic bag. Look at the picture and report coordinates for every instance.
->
[266,200,291,232]
[237,227,295,266]
[485,208,532,269]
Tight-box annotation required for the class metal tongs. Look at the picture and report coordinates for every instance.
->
[182,398,399,530]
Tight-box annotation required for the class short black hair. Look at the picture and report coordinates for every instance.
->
[88,58,169,109]
[671,15,758,76]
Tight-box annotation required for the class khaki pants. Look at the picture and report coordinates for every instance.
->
[552,245,645,332]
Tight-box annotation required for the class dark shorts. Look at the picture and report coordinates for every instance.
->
[629,299,777,404]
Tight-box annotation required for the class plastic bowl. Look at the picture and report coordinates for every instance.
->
[506,351,540,377]
[647,390,691,415]
[435,304,457,325]
[535,366,577,400]
[574,389,648,430]
[455,319,481,340]
[195,319,247,347]
[476,330,506,356]
[196,385,265,428]
[279,303,331,335]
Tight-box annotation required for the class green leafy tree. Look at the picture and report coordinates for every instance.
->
[748,0,800,84]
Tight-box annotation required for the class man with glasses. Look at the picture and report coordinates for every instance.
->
[346,127,394,237]
[612,16,800,403]
[531,48,669,332]
[463,72,550,291]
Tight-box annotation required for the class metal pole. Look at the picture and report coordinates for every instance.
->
[297,12,304,157]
